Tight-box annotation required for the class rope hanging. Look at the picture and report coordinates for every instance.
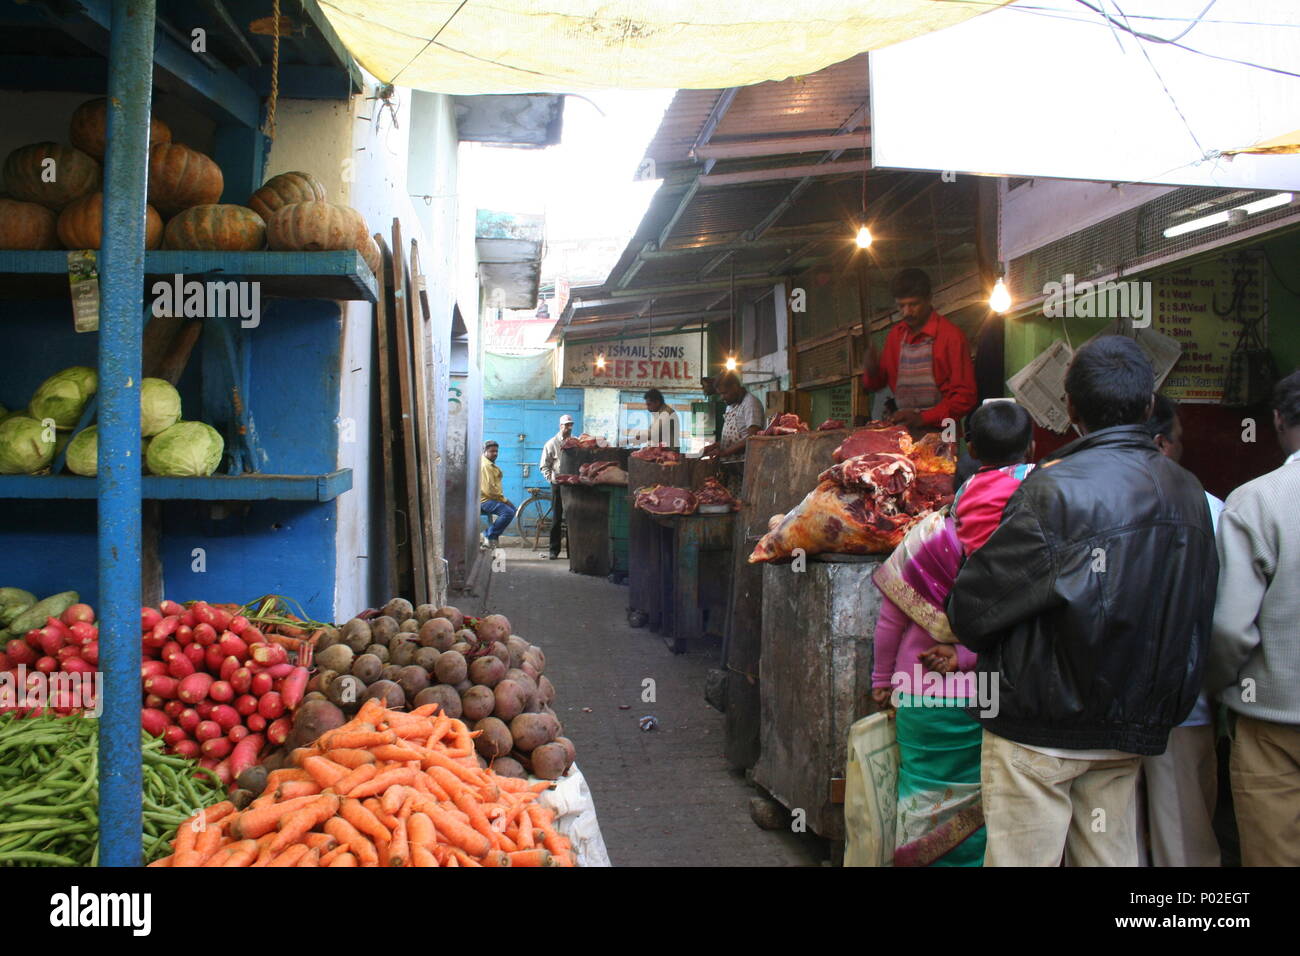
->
[262,0,282,140]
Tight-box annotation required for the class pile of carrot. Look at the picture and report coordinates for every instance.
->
[150,697,575,867]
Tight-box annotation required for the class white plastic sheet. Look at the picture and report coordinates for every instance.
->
[535,762,612,867]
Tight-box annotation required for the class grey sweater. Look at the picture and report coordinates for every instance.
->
[1208,453,1300,724]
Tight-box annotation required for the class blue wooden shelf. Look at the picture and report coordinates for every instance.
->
[0,469,352,501]
[0,250,377,302]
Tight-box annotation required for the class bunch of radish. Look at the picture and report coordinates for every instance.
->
[140,600,309,787]
[0,601,101,714]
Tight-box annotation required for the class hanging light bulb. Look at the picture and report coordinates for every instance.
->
[595,352,606,370]
[989,274,1012,313]
[724,356,738,371]
[854,224,873,249]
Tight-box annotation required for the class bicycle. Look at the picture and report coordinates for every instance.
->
[513,485,556,551]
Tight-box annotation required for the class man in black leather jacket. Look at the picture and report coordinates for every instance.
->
[948,336,1218,866]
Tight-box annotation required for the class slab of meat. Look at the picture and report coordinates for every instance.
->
[760,413,809,436]
[631,447,683,464]
[748,480,915,561]
[820,452,916,495]
[553,473,583,485]
[579,460,628,486]
[561,433,604,450]
[694,476,738,509]
[816,419,846,431]
[904,473,955,515]
[634,484,697,515]
[832,422,913,462]
[907,431,958,474]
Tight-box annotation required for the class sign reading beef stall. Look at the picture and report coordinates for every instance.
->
[562,333,703,389]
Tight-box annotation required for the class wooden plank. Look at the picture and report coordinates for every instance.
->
[389,219,428,606]
[372,235,402,601]
[409,240,444,604]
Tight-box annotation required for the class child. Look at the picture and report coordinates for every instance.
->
[871,400,1034,866]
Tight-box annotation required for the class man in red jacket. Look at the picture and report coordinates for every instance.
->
[861,268,977,433]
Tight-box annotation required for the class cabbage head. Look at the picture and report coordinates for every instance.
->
[140,378,182,437]
[0,415,57,474]
[145,421,224,476]
[67,426,152,476]
[28,366,98,430]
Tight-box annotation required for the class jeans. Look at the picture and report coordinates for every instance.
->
[480,499,516,541]
[549,483,566,557]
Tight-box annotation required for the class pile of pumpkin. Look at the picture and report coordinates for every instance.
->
[0,97,381,277]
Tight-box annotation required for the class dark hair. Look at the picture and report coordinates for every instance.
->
[1064,335,1154,431]
[954,452,981,490]
[1273,369,1300,429]
[969,401,1032,465]
[715,370,741,392]
[484,440,499,449]
[1144,392,1178,441]
[890,268,932,300]
[644,388,664,405]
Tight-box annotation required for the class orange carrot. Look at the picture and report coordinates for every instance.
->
[407,812,436,849]
[424,805,491,857]
[346,767,418,799]
[301,755,351,790]
[325,816,379,867]
[508,849,556,867]
[191,824,225,865]
[230,794,320,840]
[302,832,336,852]
[270,793,341,853]
[455,790,501,847]
[541,827,571,861]
[296,848,320,867]
[267,844,311,867]
[333,762,379,795]
[341,798,391,846]
[387,816,410,867]
[275,779,323,800]
[450,847,483,867]
[318,844,350,866]
[363,797,400,830]
[324,747,376,769]
[327,851,358,867]
[321,729,396,751]
[265,769,310,788]
[515,808,535,849]
[410,844,438,867]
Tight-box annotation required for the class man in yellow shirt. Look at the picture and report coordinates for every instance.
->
[479,440,516,545]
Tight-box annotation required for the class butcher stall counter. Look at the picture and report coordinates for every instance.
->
[648,510,735,653]
[557,447,630,577]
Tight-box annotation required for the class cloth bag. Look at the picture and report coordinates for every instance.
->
[843,711,900,867]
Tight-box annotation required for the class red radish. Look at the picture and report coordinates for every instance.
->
[177,672,213,704]
[140,708,171,736]
[198,756,218,770]
[68,622,96,646]
[229,668,252,694]
[195,700,214,719]
[24,628,43,650]
[162,700,184,719]
[183,643,205,667]
[151,616,179,641]
[227,724,250,743]
[246,713,267,733]
[192,603,216,627]
[180,609,196,628]
[144,693,166,711]
[174,624,193,645]
[0,652,8,671]
[192,623,217,647]
[56,645,82,663]
[242,627,265,644]
[227,733,264,779]
[178,708,200,733]
[280,667,309,710]
[212,759,233,787]
[143,674,177,698]
[201,736,232,759]
[228,615,249,635]
[166,654,195,679]
[163,725,187,747]
[217,632,248,661]
[6,640,36,666]
[219,656,239,682]
[61,658,93,675]
[250,672,272,697]
[266,717,292,746]
[35,656,57,674]
[210,704,239,731]
[37,630,65,657]
[262,662,294,679]
[211,608,232,632]
[194,720,221,742]
[44,617,71,640]
[80,642,99,666]
[160,600,184,617]
[140,659,167,680]
[209,680,234,703]
[256,691,284,720]
[203,646,224,673]
[141,606,162,632]
[234,694,258,717]
[159,641,181,662]
[62,603,95,626]
[249,642,286,666]
[172,739,199,759]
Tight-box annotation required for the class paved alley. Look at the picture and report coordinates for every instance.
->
[483,549,824,867]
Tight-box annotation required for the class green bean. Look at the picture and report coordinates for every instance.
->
[0,850,79,865]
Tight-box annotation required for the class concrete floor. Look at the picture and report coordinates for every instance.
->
[482,548,825,867]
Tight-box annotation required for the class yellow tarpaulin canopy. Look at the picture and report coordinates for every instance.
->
[316,0,1006,94]
[1223,129,1300,157]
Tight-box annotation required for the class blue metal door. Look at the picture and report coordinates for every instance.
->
[484,388,583,507]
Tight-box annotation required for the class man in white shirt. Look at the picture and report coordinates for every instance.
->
[643,388,679,449]
[701,371,763,458]
[539,415,574,560]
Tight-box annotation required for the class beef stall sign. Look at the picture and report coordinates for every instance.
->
[562,333,703,389]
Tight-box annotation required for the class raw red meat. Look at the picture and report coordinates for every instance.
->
[553,473,583,485]
[760,413,809,436]
[561,433,604,450]
[579,460,628,486]
[817,419,846,431]
[908,432,958,474]
[832,422,913,462]
[748,481,915,561]
[694,476,737,509]
[904,473,956,515]
[820,452,916,496]
[631,447,684,464]
[634,485,697,515]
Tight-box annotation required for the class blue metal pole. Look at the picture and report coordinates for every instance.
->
[98,0,155,868]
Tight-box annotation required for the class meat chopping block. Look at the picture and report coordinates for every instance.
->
[560,484,612,576]
[754,558,882,842]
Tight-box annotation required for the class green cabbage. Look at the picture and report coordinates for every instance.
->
[0,415,57,474]
[140,378,182,437]
[145,421,224,476]
[28,366,98,431]
[66,426,152,476]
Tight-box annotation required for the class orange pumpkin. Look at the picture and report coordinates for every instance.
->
[359,235,381,277]
[162,204,266,251]
[0,198,59,250]
[56,192,164,250]
[266,201,368,252]
[2,143,101,210]
[247,171,326,222]
[69,97,172,159]
[148,143,223,217]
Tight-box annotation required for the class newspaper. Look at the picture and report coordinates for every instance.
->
[1083,320,1182,391]
[1007,338,1073,433]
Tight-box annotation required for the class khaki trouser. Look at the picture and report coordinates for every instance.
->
[1231,714,1300,866]
[981,730,1141,866]
[1140,724,1221,867]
